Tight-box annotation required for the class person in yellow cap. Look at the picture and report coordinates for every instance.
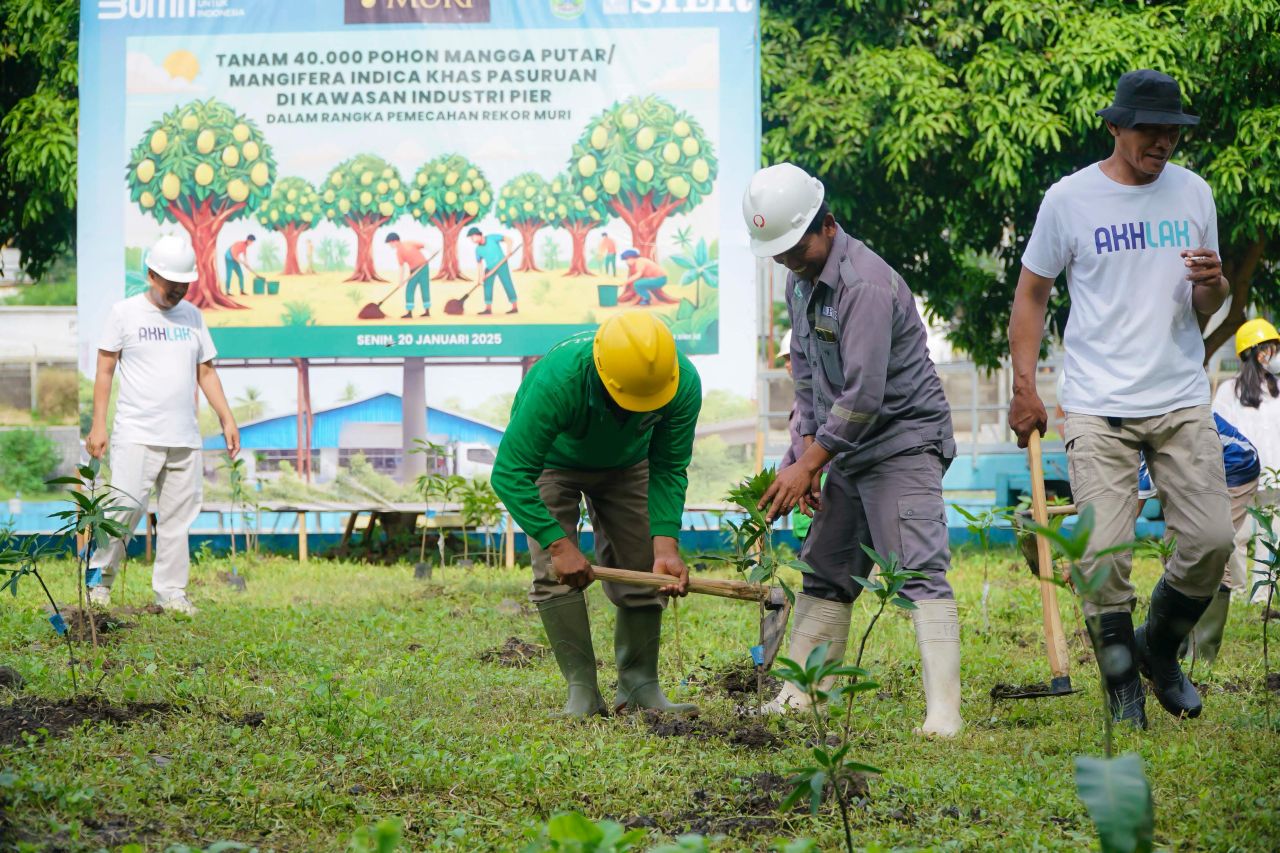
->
[491,312,701,717]
[1214,318,1280,602]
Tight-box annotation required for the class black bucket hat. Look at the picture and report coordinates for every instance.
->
[1097,69,1199,128]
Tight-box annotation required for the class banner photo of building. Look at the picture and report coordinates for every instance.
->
[78,0,760,362]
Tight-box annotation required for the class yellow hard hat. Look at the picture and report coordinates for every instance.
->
[1235,318,1280,356]
[593,311,680,412]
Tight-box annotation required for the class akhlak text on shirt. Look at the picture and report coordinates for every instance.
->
[1094,219,1192,255]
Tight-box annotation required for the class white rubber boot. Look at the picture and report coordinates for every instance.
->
[912,599,963,737]
[762,593,852,714]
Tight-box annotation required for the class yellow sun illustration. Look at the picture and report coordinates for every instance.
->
[163,50,200,82]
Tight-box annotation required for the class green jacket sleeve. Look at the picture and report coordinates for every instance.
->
[646,363,701,539]
[491,382,571,550]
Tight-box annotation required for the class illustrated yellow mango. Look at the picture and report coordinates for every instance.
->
[635,160,655,183]
[232,123,250,142]
[578,155,597,178]
[673,120,691,138]
[194,163,214,186]
[382,168,394,179]
[360,191,373,206]
[602,170,621,195]
[360,171,374,186]
[662,142,681,165]
[425,197,437,215]
[323,189,336,203]
[409,189,421,203]
[331,173,344,187]
[285,204,296,215]
[394,191,406,206]
[691,158,710,184]
[242,141,260,162]
[636,127,655,151]
[139,191,156,209]
[379,201,394,217]
[250,162,269,187]
[582,185,598,202]
[222,146,240,168]
[464,200,480,217]
[339,198,351,214]
[461,181,473,195]
[666,176,691,199]
[150,129,169,155]
[590,125,609,150]
[196,130,216,155]
[136,159,156,183]
[180,114,199,131]
[161,173,181,200]
[479,190,491,205]
[377,181,388,194]
[445,171,459,186]
[445,191,458,205]
[227,179,249,203]
[621,112,639,129]
[682,137,700,157]
[270,210,280,222]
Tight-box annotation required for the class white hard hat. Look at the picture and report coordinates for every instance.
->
[776,329,792,362]
[145,234,198,283]
[742,163,825,257]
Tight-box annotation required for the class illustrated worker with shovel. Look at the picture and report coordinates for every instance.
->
[224,234,257,296]
[743,162,964,737]
[386,232,432,319]
[1009,70,1234,728]
[491,311,701,717]
[468,227,518,315]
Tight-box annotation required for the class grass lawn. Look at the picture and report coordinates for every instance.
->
[1,548,1277,851]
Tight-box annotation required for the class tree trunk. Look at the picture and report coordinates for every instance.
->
[171,201,246,310]
[514,221,544,272]
[345,216,388,282]
[609,191,685,261]
[432,213,474,281]
[281,224,307,276]
[1202,237,1268,363]
[563,221,598,277]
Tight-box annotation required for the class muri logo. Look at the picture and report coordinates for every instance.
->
[98,0,195,19]
[345,0,491,25]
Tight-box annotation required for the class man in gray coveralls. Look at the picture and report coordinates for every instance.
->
[743,163,963,737]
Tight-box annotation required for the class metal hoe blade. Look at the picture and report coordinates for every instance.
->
[758,586,792,671]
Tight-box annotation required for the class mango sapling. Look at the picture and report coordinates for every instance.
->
[954,504,1013,634]
[1245,504,1279,730]
[1026,506,1154,853]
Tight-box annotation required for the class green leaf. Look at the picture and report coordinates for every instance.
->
[546,811,602,843]
[1074,754,1155,853]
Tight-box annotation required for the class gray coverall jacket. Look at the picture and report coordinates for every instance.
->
[787,224,956,602]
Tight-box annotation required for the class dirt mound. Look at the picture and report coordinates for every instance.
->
[479,637,549,667]
[0,666,24,691]
[640,709,780,750]
[0,696,173,745]
[60,608,137,644]
[713,661,781,699]
[1267,672,1280,693]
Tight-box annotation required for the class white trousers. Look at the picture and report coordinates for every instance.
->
[89,443,203,600]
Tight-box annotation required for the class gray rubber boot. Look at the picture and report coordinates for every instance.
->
[613,605,698,715]
[1179,585,1231,666]
[761,592,852,714]
[911,599,964,737]
[536,591,606,718]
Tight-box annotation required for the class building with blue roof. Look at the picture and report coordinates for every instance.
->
[203,393,505,482]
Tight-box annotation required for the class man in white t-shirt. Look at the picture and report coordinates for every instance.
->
[85,235,240,615]
[1007,70,1234,728]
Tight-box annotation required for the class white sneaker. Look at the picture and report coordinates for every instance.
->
[88,585,111,607]
[157,594,198,616]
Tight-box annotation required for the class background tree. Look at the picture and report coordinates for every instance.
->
[319,154,404,283]
[234,386,266,422]
[495,172,552,272]
[568,95,717,260]
[0,0,77,281]
[126,98,275,309]
[547,172,606,276]
[408,154,492,281]
[762,0,1280,367]
[256,176,320,276]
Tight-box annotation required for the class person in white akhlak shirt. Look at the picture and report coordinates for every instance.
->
[1007,70,1235,729]
[1213,318,1280,600]
[85,235,240,615]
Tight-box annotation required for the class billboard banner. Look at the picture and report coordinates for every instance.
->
[78,0,760,362]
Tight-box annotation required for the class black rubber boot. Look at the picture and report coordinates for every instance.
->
[1136,576,1212,719]
[613,605,698,715]
[536,591,606,718]
[1089,611,1147,729]
[1178,585,1231,666]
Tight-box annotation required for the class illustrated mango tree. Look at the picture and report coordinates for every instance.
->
[408,154,492,281]
[568,95,717,260]
[547,173,606,277]
[256,177,321,276]
[126,98,275,309]
[319,154,405,282]
[495,172,553,272]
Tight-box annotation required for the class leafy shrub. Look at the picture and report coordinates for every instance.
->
[0,429,61,493]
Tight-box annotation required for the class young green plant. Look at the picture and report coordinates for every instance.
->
[1245,503,1279,731]
[954,504,1013,634]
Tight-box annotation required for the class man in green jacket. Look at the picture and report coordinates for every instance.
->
[492,311,702,717]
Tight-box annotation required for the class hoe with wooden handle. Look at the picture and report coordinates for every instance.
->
[1008,430,1077,699]
[591,565,792,669]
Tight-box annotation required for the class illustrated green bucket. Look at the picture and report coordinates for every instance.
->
[252,277,266,295]
[597,284,618,307]
[266,280,280,295]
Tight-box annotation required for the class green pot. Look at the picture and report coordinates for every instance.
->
[597,284,618,307]
[266,280,280,295]
[252,277,266,295]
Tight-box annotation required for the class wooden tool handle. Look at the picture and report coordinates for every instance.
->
[1028,431,1071,680]
[591,565,770,604]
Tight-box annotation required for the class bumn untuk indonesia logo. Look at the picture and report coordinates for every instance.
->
[345,0,491,24]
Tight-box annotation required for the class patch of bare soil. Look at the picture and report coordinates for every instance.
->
[479,637,549,667]
[0,696,173,746]
[640,709,781,750]
[1266,672,1280,693]
[0,666,24,691]
[621,770,868,838]
[61,607,137,644]
[1261,608,1280,623]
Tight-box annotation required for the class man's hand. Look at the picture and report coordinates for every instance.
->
[549,538,595,590]
[86,424,108,459]
[223,421,241,459]
[761,462,816,522]
[1184,248,1229,316]
[652,535,689,596]
[1008,385,1047,449]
